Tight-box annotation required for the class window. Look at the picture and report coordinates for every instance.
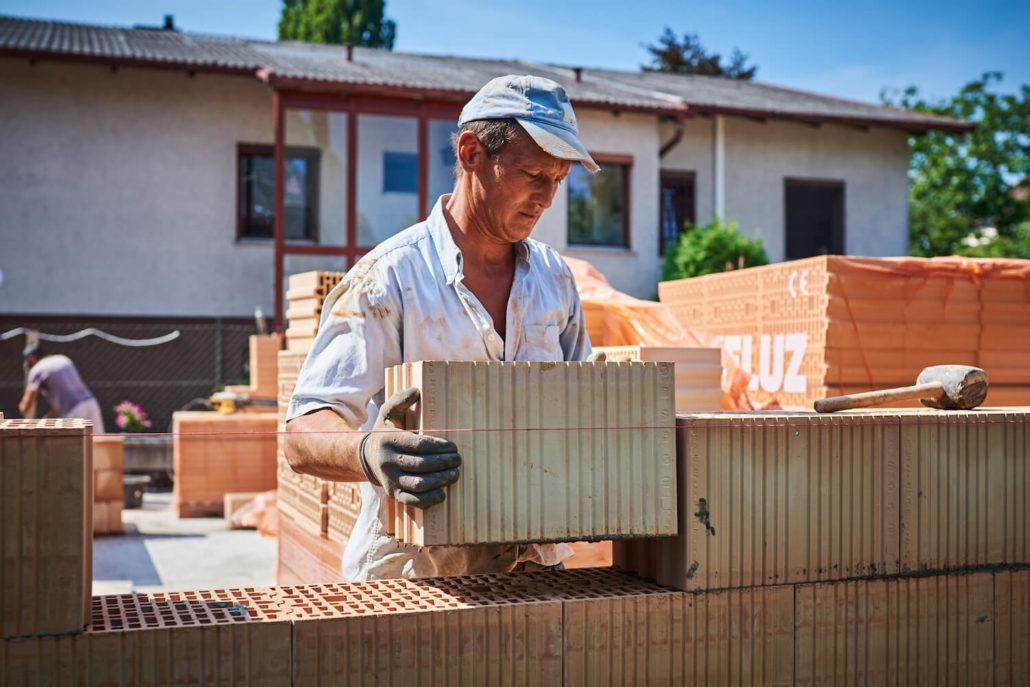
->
[237,143,320,241]
[567,155,631,247]
[382,151,418,193]
[784,178,844,259]
[659,171,696,255]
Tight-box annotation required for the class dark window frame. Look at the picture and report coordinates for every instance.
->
[658,169,696,256]
[237,142,321,242]
[566,152,633,249]
[783,177,845,260]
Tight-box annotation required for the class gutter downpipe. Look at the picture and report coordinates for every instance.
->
[659,106,688,158]
[714,114,726,220]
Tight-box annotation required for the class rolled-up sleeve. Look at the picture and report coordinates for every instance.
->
[286,271,402,429]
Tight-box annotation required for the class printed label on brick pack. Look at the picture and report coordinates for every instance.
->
[722,333,808,393]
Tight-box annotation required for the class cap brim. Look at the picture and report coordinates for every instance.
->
[516,119,600,173]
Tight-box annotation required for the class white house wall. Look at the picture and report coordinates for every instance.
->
[0,58,276,317]
[662,114,910,262]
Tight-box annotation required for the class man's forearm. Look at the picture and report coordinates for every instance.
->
[283,408,367,482]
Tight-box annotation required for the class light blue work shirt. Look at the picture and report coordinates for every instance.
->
[287,195,592,581]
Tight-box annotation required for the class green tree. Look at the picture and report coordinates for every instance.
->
[661,218,768,281]
[882,73,1030,258]
[643,28,756,80]
[279,0,396,49]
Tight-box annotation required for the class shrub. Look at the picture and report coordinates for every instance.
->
[661,217,769,281]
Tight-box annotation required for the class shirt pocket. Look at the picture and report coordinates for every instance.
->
[522,323,562,360]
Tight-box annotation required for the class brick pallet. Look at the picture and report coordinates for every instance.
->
[0,419,92,637]
[172,411,277,517]
[91,435,123,535]
[384,360,677,547]
[658,255,1030,408]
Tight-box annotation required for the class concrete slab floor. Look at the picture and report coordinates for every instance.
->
[92,490,276,595]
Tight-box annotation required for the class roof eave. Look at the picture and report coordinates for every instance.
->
[0,46,259,78]
[689,103,975,135]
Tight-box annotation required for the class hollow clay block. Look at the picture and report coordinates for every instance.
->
[384,360,677,547]
[1,419,92,637]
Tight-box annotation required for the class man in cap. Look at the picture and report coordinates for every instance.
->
[19,345,105,432]
[284,75,599,580]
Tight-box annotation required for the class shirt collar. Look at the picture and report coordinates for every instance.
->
[426,195,532,286]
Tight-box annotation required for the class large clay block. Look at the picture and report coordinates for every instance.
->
[564,583,794,686]
[92,500,123,536]
[282,578,564,686]
[794,572,996,686]
[384,360,677,546]
[614,411,901,591]
[899,408,1030,572]
[994,568,1030,686]
[596,345,724,411]
[1,419,92,636]
[91,434,123,471]
[0,587,291,685]
[172,411,278,517]
[225,334,282,399]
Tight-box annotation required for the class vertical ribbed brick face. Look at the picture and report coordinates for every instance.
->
[384,360,677,546]
[900,408,1030,572]
[795,572,997,686]
[615,411,901,591]
[172,411,278,517]
[994,568,1030,686]
[1,587,291,686]
[594,345,724,411]
[1,419,92,637]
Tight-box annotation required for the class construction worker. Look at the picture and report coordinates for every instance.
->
[284,75,599,581]
[19,345,105,432]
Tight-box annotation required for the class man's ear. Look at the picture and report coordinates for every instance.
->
[455,131,486,175]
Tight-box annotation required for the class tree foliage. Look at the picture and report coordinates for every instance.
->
[279,0,396,49]
[643,28,756,80]
[882,72,1030,258]
[661,218,768,281]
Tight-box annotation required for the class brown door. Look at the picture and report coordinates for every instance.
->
[659,171,696,254]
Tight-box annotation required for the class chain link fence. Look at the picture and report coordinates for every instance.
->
[0,315,259,432]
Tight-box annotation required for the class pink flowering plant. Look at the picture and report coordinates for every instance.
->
[114,400,152,433]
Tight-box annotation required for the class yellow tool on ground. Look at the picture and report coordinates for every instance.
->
[208,391,277,414]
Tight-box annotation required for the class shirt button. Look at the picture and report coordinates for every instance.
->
[487,334,496,342]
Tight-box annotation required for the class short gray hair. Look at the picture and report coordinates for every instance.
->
[450,118,522,178]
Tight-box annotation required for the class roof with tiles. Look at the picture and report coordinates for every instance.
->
[0,14,971,132]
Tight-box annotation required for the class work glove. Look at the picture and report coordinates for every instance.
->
[358,387,462,509]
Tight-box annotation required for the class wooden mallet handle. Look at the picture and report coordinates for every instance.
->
[814,381,945,413]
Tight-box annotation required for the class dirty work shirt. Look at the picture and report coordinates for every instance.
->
[26,354,95,416]
[287,195,592,581]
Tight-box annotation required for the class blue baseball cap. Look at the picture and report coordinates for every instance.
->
[459,75,600,173]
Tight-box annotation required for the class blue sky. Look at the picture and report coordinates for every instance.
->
[2,0,1027,105]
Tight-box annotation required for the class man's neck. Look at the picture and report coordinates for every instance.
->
[443,190,516,272]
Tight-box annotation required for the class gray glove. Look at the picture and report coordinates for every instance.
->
[358,386,461,509]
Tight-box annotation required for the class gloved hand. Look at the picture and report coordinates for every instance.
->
[358,386,462,509]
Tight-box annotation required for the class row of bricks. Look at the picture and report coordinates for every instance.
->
[3,567,1028,685]
[224,335,282,399]
[615,407,1030,592]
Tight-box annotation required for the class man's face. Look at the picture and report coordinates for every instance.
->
[473,130,571,244]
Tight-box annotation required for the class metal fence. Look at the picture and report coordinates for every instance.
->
[0,315,258,432]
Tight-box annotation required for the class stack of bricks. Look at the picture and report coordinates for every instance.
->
[171,411,278,517]
[223,333,281,400]
[284,270,345,353]
[1,419,92,640]
[383,360,677,547]
[595,344,723,411]
[277,346,347,584]
[91,435,123,535]
[658,255,1030,408]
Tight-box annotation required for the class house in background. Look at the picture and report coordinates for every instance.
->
[0,15,970,427]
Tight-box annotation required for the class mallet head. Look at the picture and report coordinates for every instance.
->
[917,365,988,410]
